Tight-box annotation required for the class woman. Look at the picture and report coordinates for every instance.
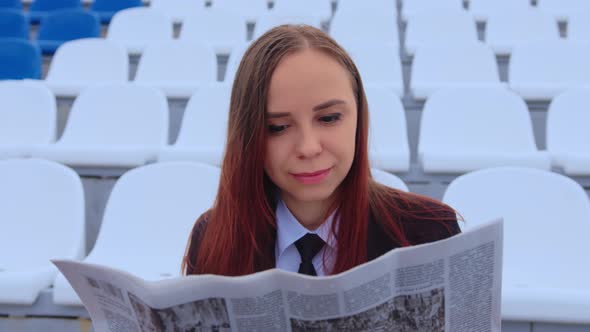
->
[182,25,460,277]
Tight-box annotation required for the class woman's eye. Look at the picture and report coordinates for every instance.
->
[319,114,341,123]
[268,124,288,134]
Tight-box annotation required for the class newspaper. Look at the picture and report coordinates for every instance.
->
[53,218,503,332]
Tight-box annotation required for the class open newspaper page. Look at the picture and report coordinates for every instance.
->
[53,218,502,332]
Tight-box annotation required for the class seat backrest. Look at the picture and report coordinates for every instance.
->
[37,9,100,42]
[537,0,590,21]
[149,0,206,23]
[271,0,332,20]
[365,87,409,154]
[0,9,28,39]
[330,13,399,47]
[412,42,499,85]
[89,162,220,271]
[0,39,41,79]
[371,168,409,192]
[509,41,590,87]
[418,87,537,155]
[253,13,322,39]
[134,41,217,83]
[0,159,84,269]
[402,0,463,20]
[107,7,173,45]
[566,12,590,42]
[469,0,531,21]
[45,38,128,82]
[180,9,247,45]
[58,84,168,146]
[405,8,477,54]
[335,0,396,18]
[443,167,590,288]
[30,0,81,12]
[175,84,230,147]
[546,87,590,156]
[485,9,559,54]
[340,42,402,95]
[0,0,22,10]
[210,0,267,12]
[91,0,142,11]
[0,81,56,144]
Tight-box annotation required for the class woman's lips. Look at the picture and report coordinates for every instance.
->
[290,167,332,184]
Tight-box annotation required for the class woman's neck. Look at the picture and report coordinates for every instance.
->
[281,193,336,231]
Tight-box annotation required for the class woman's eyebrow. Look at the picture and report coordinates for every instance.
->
[313,99,346,111]
[266,99,347,118]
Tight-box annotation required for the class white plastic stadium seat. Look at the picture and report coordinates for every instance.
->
[159,84,230,165]
[0,81,56,159]
[180,10,248,55]
[53,162,221,305]
[134,41,217,98]
[0,159,84,305]
[107,8,173,55]
[45,38,128,97]
[401,0,464,21]
[371,168,409,192]
[418,87,550,174]
[546,88,590,175]
[405,8,477,56]
[566,12,590,43]
[443,167,590,323]
[335,0,397,20]
[509,41,590,101]
[253,14,322,39]
[410,42,501,100]
[366,87,410,172]
[149,0,207,24]
[209,0,268,24]
[485,9,559,56]
[33,84,168,167]
[330,13,399,52]
[339,42,403,97]
[271,0,332,22]
[537,0,590,22]
[468,0,531,23]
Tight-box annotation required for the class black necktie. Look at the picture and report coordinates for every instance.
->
[295,233,325,276]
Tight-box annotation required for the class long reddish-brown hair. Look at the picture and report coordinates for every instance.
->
[182,25,455,276]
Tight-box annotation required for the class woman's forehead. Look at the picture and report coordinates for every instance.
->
[266,49,356,112]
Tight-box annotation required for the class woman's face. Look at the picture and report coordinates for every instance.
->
[264,48,358,205]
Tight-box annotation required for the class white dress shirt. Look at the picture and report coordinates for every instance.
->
[274,198,338,276]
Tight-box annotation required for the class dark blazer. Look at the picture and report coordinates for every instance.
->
[187,195,460,273]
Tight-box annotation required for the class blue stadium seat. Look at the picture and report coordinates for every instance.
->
[0,9,28,39]
[0,39,41,79]
[90,0,142,24]
[29,0,82,23]
[0,0,22,10]
[37,9,100,54]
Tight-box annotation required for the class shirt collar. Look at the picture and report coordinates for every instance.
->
[276,197,338,258]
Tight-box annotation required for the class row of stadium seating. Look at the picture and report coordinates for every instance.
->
[7,5,590,55]
[4,1,590,54]
[7,0,590,23]
[1,0,142,23]
[1,81,588,175]
[1,158,589,324]
[3,37,590,101]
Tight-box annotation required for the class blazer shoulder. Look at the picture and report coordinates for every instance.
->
[395,193,461,245]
